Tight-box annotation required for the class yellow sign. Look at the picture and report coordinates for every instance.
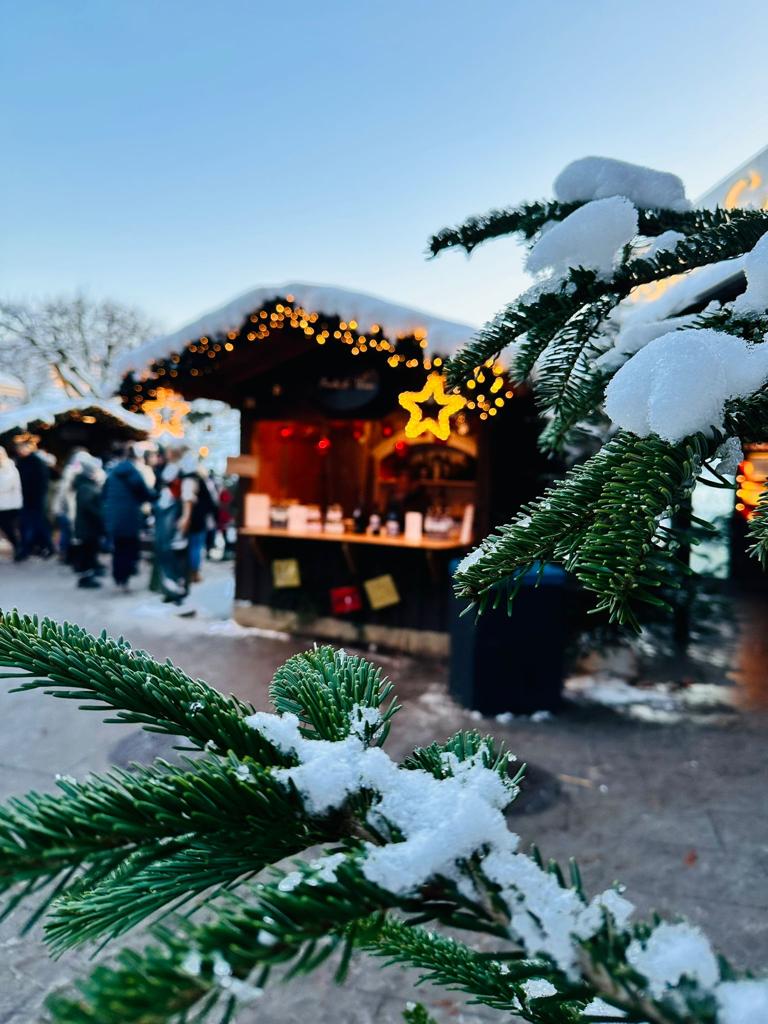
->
[724,170,768,211]
[364,574,400,610]
[142,388,191,439]
[398,373,466,441]
[272,559,301,589]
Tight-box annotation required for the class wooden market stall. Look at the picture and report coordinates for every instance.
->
[118,284,547,654]
[0,397,150,465]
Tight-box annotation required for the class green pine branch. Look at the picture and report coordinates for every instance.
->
[445,209,768,390]
[455,432,714,627]
[270,645,399,743]
[0,623,754,1022]
[44,866,399,1024]
[747,489,768,566]
[429,202,761,258]
[445,276,599,392]
[570,433,710,627]
[0,754,333,939]
[402,1003,440,1024]
[0,612,278,761]
[532,297,616,452]
[428,201,581,255]
[359,916,566,1017]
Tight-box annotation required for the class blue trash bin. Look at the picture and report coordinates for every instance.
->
[449,561,567,716]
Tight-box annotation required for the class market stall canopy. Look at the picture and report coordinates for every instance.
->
[0,396,149,436]
[0,372,25,409]
[0,396,150,460]
[116,282,477,380]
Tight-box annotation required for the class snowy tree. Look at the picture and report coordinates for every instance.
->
[436,157,768,628]
[0,294,155,400]
[0,157,767,1022]
[0,626,764,1023]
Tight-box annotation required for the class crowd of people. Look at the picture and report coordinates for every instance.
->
[0,440,236,599]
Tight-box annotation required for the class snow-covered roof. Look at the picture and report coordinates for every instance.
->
[116,282,477,377]
[0,372,24,398]
[697,144,768,210]
[0,396,150,437]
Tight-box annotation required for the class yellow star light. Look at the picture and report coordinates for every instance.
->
[398,373,466,441]
[142,387,191,439]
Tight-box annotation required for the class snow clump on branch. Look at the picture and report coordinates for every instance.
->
[246,709,633,976]
[732,229,768,316]
[554,155,691,212]
[526,196,638,282]
[604,328,768,442]
[625,922,719,997]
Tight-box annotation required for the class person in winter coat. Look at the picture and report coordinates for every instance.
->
[178,454,218,583]
[102,446,155,590]
[52,447,87,562]
[73,454,105,588]
[0,446,22,560]
[152,445,188,602]
[15,441,53,559]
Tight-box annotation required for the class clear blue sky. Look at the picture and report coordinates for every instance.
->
[3,0,767,335]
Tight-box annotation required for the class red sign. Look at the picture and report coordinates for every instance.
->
[330,586,362,615]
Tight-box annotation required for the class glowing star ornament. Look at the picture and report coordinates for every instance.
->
[398,373,466,441]
[142,387,191,439]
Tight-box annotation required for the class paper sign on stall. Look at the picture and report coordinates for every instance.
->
[272,559,301,589]
[364,574,400,610]
[227,454,260,476]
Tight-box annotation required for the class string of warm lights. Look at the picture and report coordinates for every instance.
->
[119,295,515,427]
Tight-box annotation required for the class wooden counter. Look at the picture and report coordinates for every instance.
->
[239,525,467,551]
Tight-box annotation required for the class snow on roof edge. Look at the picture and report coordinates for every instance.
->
[0,397,151,437]
[115,282,478,378]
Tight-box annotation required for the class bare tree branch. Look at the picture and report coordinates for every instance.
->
[0,294,155,401]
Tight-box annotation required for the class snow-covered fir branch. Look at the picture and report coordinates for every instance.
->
[0,623,764,1022]
[442,156,768,624]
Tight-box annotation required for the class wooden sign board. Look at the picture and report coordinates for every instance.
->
[226,454,259,476]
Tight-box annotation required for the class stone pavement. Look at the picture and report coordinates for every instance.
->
[0,556,767,1022]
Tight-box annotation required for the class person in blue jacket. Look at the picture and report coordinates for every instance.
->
[102,445,154,591]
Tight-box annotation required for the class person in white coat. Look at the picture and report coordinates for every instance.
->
[0,445,22,559]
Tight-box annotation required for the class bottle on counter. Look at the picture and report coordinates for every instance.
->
[385,511,401,537]
[424,503,455,539]
[352,504,366,534]
[324,503,345,535]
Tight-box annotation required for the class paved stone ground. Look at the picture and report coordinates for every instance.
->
[0,556,767,1022]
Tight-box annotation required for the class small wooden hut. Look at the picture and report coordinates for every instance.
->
[118,283,547,654]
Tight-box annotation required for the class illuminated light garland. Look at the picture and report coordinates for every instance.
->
[119,296,515,422]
